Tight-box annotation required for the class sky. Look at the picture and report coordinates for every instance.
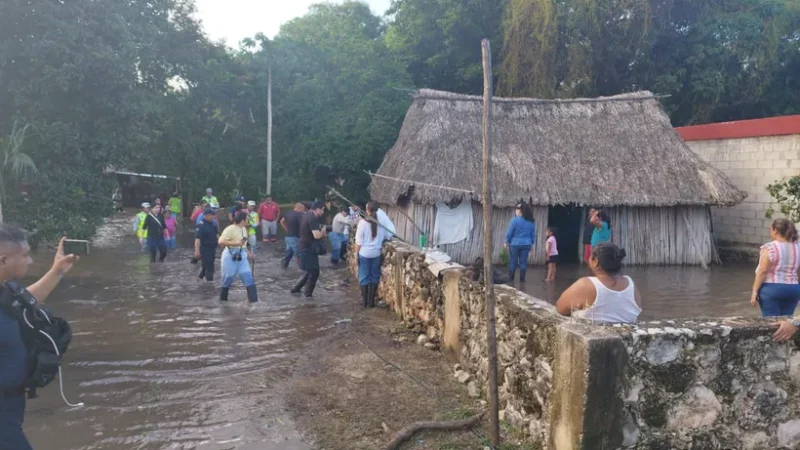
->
[193,0,393,46]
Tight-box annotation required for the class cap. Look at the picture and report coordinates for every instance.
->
[309,201,324,211]
[142,202,151,208]
[203,207,215,215]
[515,203,524,209]
[247,200,256,206]
[238,196,246,202]
[206,188,213,193]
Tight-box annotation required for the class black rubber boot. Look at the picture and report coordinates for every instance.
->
[304,277,318,298]
[509,269,516,281]
[246,285,258,303]
[368,283,379,308]
[291,273,309,294]
[519,269,527,282]
[219,287,229,302]
[360,285,369,307]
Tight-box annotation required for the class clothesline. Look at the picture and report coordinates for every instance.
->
[365,171,474,194]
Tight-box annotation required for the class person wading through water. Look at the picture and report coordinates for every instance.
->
[195,208,219,282]
[144,205,168,263]
[291,201,326,297]
[218,211,258,303]
[280,203,306,270]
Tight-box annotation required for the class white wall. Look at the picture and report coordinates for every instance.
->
[690,135,800,246]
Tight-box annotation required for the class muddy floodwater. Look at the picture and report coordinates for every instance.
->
[21,215,759,449]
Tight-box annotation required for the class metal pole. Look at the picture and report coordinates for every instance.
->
[481,38,500,447]
[266,62,273,196]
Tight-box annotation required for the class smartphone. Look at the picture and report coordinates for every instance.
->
[63,239,90,256]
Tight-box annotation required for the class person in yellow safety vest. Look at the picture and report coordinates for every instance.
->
[168,192,182,219]
[135,202,151,251]
[201,188,219,209]
[247,201,259,250]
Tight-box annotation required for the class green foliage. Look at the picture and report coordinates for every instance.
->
[499,247,510,266]
[766,176,800,223]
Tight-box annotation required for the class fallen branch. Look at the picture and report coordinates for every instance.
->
[382,412,485,450]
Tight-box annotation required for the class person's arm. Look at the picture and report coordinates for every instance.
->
[751,247,772,307]
[354,221,364,255]
[545,239,552,257]
[504,220,515,248]
[312,228,325,240]
[194,238,201,257]
[555,278,595,316]
[280,217,288,232]
[28,238,78,303]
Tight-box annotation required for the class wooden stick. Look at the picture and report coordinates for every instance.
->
[481,38,500,448]
[682,208,709,270]
[382,413,484,450]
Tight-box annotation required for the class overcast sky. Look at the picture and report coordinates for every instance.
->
[194,0,392,46]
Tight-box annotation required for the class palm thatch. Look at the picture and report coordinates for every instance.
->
[370,89,747,208]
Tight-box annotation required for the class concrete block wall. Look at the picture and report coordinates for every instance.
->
[689,135,800,246]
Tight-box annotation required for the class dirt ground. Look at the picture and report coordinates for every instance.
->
[285,298,534,450]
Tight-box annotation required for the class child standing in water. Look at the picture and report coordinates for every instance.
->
[545,227,558,281]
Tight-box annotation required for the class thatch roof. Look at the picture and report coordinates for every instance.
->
[370,89,747,207]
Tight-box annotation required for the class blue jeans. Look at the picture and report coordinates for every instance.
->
[282,237,299,268]
[358,255,382,286]
[0,395,31,450]
[509,245,532,273]
[221,248,254,288]
[167,236,177,249]
[758,283,800,317]
[329,232,345,262]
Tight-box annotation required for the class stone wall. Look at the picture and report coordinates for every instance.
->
[688,134,800,246]
[355,241,800,449]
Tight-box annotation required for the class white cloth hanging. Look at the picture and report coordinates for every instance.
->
[434,201,473,246]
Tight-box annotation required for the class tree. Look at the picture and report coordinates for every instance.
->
[0,121,38,224]
[767,176,800,223]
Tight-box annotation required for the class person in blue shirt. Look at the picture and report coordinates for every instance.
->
[196,207,218,230]
[0,229,78,450]
[228,196,246,223]
[194,208,219,282]
[590,209,612,248]
[504,203,536,282]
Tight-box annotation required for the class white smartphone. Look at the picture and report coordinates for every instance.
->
[63,239,90,256]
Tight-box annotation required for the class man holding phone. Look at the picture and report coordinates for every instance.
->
[291,201,326,297]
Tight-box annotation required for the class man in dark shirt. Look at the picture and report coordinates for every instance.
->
[228,196,247,223]
[194,208,219,282]
[280,202,306,270]
[291,201,326,297]
[0,229,78,450]
[144,205,168,263]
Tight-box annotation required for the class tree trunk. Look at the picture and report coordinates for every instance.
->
[266,62,273,196]
[481,38,500,448]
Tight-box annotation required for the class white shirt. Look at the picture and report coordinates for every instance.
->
[572,276,641,324]
[356,219,386,259]
[376,208,396,240]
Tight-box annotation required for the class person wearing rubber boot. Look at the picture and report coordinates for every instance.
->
[218,211,258,303]
[354,202,388,307]
[291,201,326,298]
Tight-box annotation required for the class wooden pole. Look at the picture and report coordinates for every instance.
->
[480,38,500,448]
[266,62,273,196]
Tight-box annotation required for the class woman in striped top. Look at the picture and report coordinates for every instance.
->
[751,219,800,317]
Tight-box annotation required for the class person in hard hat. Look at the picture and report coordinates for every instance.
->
[134,202,151,251]
[201,188,218,209]
[246,201,259,250]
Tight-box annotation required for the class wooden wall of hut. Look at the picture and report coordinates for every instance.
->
[383,203,715,266]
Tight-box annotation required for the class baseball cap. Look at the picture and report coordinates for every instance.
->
[247,200,256,206]
[203,207,215,215]
[142,202,151,208]
[206,188,213,193]
[309,201,324,211]
[238,196,246,202]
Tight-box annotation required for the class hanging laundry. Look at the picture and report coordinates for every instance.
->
[434,200,473,246]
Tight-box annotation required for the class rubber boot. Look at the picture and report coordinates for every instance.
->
[368,283,379,308]
[246,285,258,303]
[219,287,229,302]
[291,273,309,294]
[360,285,369,307]
[304,277,318,298]
[519,269,527,283]
[509,269,516,282]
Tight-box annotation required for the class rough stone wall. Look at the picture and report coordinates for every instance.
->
[614,319,800,450]
[689,135,800,246]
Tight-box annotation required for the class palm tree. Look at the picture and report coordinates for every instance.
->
[0,121,39,223]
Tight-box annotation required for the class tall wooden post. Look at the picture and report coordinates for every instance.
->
[266,62,273,195]
[481,38,500,447]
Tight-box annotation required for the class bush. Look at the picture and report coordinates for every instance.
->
[766,176,800,222]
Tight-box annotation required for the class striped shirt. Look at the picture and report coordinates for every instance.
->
[760,241,800,284]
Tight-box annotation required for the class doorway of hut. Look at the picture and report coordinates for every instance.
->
[547,204,584,264]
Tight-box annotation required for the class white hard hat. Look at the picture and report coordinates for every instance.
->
[247,200,256,206]
[142,202,151,208]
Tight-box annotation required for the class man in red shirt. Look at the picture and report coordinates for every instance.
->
[258,196,281,243]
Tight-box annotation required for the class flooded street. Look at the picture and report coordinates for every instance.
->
[20,215,760,449]
[23,216,354,450]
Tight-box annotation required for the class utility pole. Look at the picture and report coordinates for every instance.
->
[266,60,273,196]
[481,38,500,448]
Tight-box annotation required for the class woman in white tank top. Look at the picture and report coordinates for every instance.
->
[556,243,641,324]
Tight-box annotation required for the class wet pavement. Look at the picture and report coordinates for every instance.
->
[21,215,760,449]
[24,216,354,450]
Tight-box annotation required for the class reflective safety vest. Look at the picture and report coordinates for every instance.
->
[202,195,219,208]
[168,197,182,216]
[136,212,148,238]
[248,211,259,235]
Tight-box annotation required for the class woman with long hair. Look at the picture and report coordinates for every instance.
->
[355,201,387,307]
[556,243,641,324]
[504,203,536,282]
[751,219,800,317]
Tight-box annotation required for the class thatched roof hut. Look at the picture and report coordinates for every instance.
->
[371,89,747,265]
